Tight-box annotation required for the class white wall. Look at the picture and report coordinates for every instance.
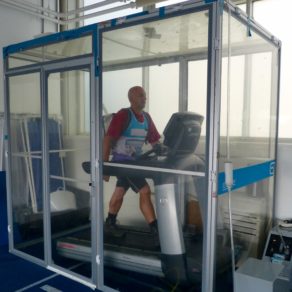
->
[275,143,292,220]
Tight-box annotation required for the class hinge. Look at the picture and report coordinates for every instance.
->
[214,37,220,51]
[210,170,217,182]
[210,171,218,197]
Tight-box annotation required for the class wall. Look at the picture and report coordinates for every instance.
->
[275,143,292,220]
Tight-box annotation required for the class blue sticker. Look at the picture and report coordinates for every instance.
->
[218,160,276,195]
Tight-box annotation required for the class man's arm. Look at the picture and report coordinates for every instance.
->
[103,135,116,181]
[103,109,128,162]
[103,135,114,162]
[146,114,161,145]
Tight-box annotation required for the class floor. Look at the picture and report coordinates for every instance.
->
[0,245,196,292]
[0,245,96,292]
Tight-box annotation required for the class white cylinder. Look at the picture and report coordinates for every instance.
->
[224,161,233,189]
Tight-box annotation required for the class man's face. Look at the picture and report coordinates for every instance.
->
[130,87,146,110]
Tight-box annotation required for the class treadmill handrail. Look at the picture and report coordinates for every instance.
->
[103,161,205,177]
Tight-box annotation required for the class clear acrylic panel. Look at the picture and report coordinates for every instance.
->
[215,10,279,291]
[8,35,92,69]
[148,63,179,133]
[8,73,44,260]
[48,70,91,278]
[102,68,142,115]
[102,9,209,291]
[188,59,208,152]
[103,10,209,66]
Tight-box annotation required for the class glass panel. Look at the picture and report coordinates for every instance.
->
[8,35,92,69]
[253,0,291,138]
[148,63,179,133]
[102,68,142,114]
[8,73,44,260]
[215,10,279,291]
[103,10,209,67]
[102,10,209,291]
[48,70,91,279]
[188,59,208,154]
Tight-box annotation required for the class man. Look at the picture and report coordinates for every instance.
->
[103,86,160,236]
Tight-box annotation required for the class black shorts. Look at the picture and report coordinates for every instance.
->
[116,176,147,193]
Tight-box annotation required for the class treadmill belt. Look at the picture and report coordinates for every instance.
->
[63,227,160,252]
[105,231,160,252]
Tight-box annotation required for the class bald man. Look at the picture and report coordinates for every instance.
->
[103,86,160,237]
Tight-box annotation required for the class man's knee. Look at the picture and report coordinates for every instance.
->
[139,184,151,197]
[112,187,126,200]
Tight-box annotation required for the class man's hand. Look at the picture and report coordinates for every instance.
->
[153,143,168,156]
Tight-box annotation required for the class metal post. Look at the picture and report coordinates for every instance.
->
[42,69,52,266]
[202,2,223,292]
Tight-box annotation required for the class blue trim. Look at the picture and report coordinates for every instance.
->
[218,160,276,195]
[111,18,117,27]
[3,24,97,58]
[219,0,224,14]
[159,7,165,17]
[91,24,99,77]
[205,0,217,3]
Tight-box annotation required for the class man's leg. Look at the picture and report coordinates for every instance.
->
[105,187,127,237]
[139,184,156,224]
[108,186,127,217]
[138,184,159,246]
[106,177,129,226]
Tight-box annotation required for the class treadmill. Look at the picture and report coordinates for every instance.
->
[56,112,229,284]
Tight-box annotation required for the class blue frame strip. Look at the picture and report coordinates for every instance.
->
[3,24,98,58]
[91,24,99,77]
[218,160,276,195]
[159,7,165,17]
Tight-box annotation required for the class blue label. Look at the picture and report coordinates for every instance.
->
[218,160,276,195]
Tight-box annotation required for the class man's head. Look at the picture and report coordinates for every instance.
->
[128,86,146,112]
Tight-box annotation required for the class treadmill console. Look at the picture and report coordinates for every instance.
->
[163,112,204,157]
